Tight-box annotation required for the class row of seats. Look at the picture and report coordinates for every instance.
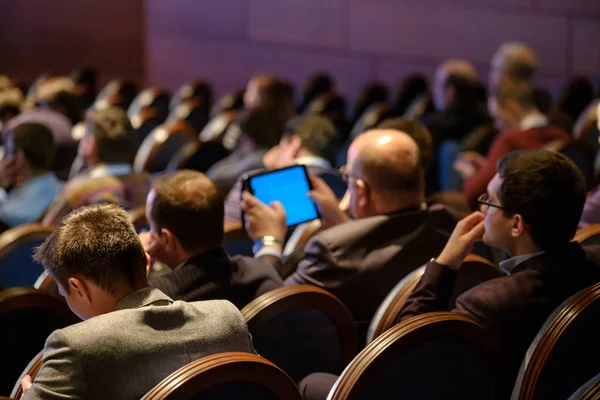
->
[3,276,600,399]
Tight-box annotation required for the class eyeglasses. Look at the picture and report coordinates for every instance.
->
[339,165,370,192]
[477,193,505,212]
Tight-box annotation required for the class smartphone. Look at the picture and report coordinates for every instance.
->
[242,165,320,227]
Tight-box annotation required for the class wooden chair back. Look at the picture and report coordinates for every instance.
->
[141,352,301,400]
[0,288,78,395]
[568,373,600,400]
[279,219,323,279]
[10,350,43,399]
[573,224,600,246]
[543,139,596,189]
[169,81,212,113]
[130,106,164,148]
[133,120,200,173]
[33,270,59,298]
[128,87,170,121]
[367,254,502,344]
[0,223,54,288]
[166,139,229,174]
[95,79,137,110]
[167,98,210,133]
[512,282,600,400]
[328,312,503,400]
[241,285,357,383]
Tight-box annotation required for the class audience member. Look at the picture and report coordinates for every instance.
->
[0,87,24,130]
[457,78,570,202]
[142,170,282,308]
[21,204,255,400]
[579,108,600,227]
[243,129,459,339]
[42,106,151,225]
[0,123,63,230]
[399,150,600,392]
[208,106,286,194]
[489,42,537,88]
[224,115,344,222]
[424,60,490,192]
[4,77,78,177]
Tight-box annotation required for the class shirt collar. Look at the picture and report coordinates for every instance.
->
[499,250,546,275]
[294,156,331,169]
[88,163,132,179]
[113,287,173,311]
[519,112,548,131]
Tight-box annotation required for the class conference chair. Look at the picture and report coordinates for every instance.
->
[128,88,170,123]
[133,120,200,174]
[366,253,502,344]
[141,352,301,400]
[512,282,600,400]
[327,312,504,399]
[10,350,43,399]
[166,98,210,133]
[165,138,229,173]
[0,288,78,395]
[0,224,54,288]
[567,373,600,400]
[573,224,600,246]
[94,79,137,111]
[130,106,165,148]
[169,81,212,114]
[241,285,357,383]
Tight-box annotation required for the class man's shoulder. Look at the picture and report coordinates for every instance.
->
[311,215,388,244]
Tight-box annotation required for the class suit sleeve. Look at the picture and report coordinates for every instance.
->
[397,261,459,323]
[283,236,337,286]
[22,330,88,400]
[462,134,513,202]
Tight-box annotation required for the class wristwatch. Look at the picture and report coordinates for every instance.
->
[253,236,283,254]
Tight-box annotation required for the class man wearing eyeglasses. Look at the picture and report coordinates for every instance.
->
[242,129,459,342]
[398,149,600,393]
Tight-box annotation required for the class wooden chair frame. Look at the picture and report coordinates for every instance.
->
[11,350,43,399]
[513,282,600,400]
[0,223,54,262]
[141,352,301,400]
[241,285,358,368]
[573,224,600,244]
[328,312,503,400]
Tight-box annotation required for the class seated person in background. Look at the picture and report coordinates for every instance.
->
[0,87,24,130]
[225,114,344,223]
[400,150,600,392]
[243,129,459,338]
[208,106,287,194]
[143,170,282,308]
[42,106,152,226]
[4,77,79,178]
[21,204,255,400]
[0,123,63,230]
[457,78,569,203]
[579,107,600,228]
[424,60,490,193]
[489,42,537,88]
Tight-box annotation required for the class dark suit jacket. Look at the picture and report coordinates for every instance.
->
[149,247,283,309]
[263,205,460,341]
[224,164,346,223]
[398,243,600,392]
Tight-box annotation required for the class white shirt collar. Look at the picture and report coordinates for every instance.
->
[499,250,546,275]
[88,163,132,179]
[294,156,331,169]
[519,112,548,131]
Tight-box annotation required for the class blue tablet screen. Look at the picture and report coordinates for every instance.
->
[249,166,319,226]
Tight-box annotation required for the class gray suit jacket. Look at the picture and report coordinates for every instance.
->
[23,288,255,400]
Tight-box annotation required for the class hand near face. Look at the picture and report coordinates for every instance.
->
[436,212,486,268]
[241,191,287,243]
[307,177,350,229]
[20,374,32,398]
[138,231,159,260]
[453,151,486,179]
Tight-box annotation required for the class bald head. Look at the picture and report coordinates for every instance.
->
[434,60,479,111]
[149,170,224,252]
[349,129,423,195]
[490,42,537,87]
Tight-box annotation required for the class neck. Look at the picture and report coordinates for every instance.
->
[111,282,149,310]
[375,192,425,215]
[507,238,543,258]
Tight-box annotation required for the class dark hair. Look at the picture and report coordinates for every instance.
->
[300,73,334,113]
[34,204,147,294]
[85,106,135,164]
[283,115,339,165]
[557,76,595,121]
[238,106,285,148]
[377,117,433,170]
[150,170,224,252]
[491,78,535,109]
[11,123,56,171]
[496,149,585,250]
[393,74,429,116]
[353,83,389,124]
[445,74,478,109]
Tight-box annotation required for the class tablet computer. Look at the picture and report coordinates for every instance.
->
[243,165,320,227]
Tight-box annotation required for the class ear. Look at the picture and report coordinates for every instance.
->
[68,277,93,305]
[444,86,455,107]
[511,214,526,238]
[356,180,369,208]
[160,228,179,252]
[289,135,303,156]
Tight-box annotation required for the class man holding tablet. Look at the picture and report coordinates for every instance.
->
[242,129,459,341]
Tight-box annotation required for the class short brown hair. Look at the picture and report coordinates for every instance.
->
[34,204,147,294]
[11,123,56,171]
[150,170,224,252]
[283,115,339,165]
[85,106,135,163]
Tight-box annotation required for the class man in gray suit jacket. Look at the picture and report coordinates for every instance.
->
[21,204,255,400]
